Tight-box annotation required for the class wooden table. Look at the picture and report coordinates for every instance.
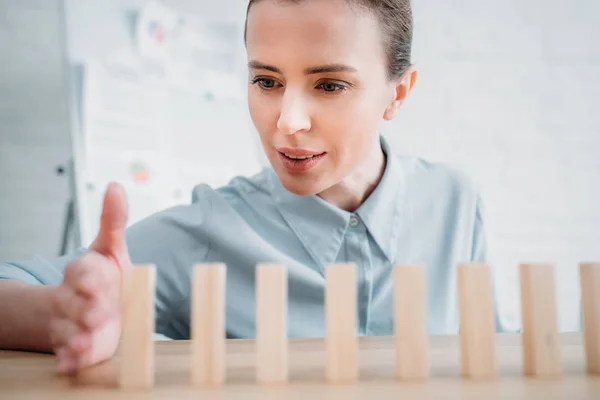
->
[1,333,599,399]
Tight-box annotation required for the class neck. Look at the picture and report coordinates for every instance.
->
[318,140,386,212]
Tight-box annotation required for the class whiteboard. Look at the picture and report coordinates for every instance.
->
[62,0,266,247]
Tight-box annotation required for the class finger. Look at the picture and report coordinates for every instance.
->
[90,182,130,265]
[56,349,80,375]
[67,330,92,354]
[49,318,82,350]
[55,346,72,374]
[54,286,95,326]
[53,285,83,319]
[53,330,91,361]
[80,295,117,330]
[64,252,121,298]
[59,350,86,375]
[63,261,87,295]
[54,330,92,374]
[54,329,94,374]
[58,319,121,375]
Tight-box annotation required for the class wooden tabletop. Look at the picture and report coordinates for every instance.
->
[1,333,599,399]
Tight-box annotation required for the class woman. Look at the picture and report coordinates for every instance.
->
[0,0,497,374]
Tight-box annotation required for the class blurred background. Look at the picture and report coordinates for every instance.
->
[0,0,598,333]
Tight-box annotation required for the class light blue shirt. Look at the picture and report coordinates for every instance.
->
[0,135,504,338]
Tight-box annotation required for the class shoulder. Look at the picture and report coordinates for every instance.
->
[187,167,274,218]
[123,168,273,267]
[389,154,487,258]
[393,154,480,204]
[195,167,272,203]
[128,167,273,234]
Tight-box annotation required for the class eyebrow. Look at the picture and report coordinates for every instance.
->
[248,60,357,75]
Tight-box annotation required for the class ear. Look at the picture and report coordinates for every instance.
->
[383,65,418,121]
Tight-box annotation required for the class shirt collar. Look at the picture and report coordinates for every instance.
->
[269,134,403,267]
[355,135,404,263]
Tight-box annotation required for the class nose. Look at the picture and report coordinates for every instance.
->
[277,90,311,135]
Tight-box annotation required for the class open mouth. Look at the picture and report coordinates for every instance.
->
[282,152,324,160]
[276,150,326,172]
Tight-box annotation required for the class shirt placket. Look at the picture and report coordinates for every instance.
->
[346,214,373,335]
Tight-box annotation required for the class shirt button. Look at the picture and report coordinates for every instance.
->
[349,215,359,227]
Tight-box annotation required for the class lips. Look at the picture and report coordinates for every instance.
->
[283,153,317,160]
[276,147,325,157]
[275,147,326,172]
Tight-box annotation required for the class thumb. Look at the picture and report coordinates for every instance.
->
[91,182,131,267]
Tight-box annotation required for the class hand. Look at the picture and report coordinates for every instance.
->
[49,183,132,374]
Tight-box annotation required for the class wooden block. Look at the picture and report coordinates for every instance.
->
[120,265,156,389]
[325,263,358,383]
[520,263,562,377]
[458,264,497,379]
[191,264,226,387]
[580,263,600,374]
[256,264,288,384]
[394,265,429,380]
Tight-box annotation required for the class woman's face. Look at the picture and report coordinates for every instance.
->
[246,0,410,196]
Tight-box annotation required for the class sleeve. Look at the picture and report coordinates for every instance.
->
[0,248,88,285]
[124,197,212,338]
[0,184,215,339]
[470,194,514,333]
[470,194,487,264]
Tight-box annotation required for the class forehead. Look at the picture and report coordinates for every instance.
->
[246,0,385,70]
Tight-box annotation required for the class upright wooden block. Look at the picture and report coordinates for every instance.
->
[394,265,429,380]
[256,264,288,384]
[458,264,497,379]
[325,263,358,383]
[191,264,226,387]
[120,265,156,389]
[520,263,562,377]
[580,263,600,374]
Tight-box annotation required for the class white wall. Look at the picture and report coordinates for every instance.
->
[384,0,600,331]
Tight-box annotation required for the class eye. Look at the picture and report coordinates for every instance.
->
[259,78,276,89]
[251,77,281,91]
[316,81,347,93]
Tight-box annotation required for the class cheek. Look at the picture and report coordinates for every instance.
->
[248,91,278,138]
[319,91,385,160]
[248,91,264,131]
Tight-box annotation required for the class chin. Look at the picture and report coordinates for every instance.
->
[276,172,324,197]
